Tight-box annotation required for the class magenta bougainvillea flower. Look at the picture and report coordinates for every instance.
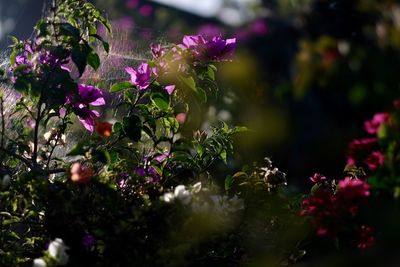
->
[69,84,105,133]
[300,189,338,238]
[337,177,370,216]
[346,138,378,166]
[301,176,371,243]
[338,177,370,199]
[181,35,236,62]
[357,225,375,250]
[364,112,390,134]
[309,173,327,183]
[364,151,384,171]
[125,63,152,90]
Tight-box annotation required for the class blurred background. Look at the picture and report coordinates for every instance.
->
[2,0,399,190]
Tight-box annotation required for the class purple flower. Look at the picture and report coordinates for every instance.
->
[73,105,101,133]
[165,85,175,95]
[125,63,152,90]
[205,36,236,61]
[150,43,165,58]
[134,165,160,183]
[197,24,224,39]
[69,84,105,133]
[82,233,95,249]
[78,84,106,106]
[181,35,236,62]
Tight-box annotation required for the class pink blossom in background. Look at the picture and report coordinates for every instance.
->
[114,16,135,30]
[70,162,93,184]
[139,5,153,17]
[249,19,268,35]
[310,173,327,183]
[346,137,378,165]
[176,113,187,124]
[364,151,384,171]
[357,225,375,250]
[126,0,139,9]
[364,112,390,134]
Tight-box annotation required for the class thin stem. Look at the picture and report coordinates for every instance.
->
[46,134,60,168]
[0,97,5,167]
[32,98,43,167]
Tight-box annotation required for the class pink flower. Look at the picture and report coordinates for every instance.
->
[310,173,327,183]
[70,162,93,184]
[139,5,153,17]
[364,151,384,171]
[249,19,268,35]
[346,138,378,166]
[126,0,139,9]
[364,112,390,134]
[165,85,175,95]
[338,177,370,208]
[125,63,152,90]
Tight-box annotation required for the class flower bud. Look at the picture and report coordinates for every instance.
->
[70,162,93,184]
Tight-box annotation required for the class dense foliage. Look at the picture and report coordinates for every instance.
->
[1,0,400,266]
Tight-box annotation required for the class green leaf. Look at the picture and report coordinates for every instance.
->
[89,34,110,53]
[207,65,215,80]
[112,121,123,133]
[123,115,142,142]
[150,89,170,111]
[71,44,91,77]
[87,52,100,70]
[225,175,234,191]
[196,87,207,103]
[59,23,81,40]
[110,81,133,93]
[180,76,196,91]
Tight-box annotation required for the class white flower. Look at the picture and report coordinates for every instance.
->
[210,195,244,214]
[33,258,47,267]
[161,185,192,205]
[48,238,69,266]
[161,192,174,203]
[174,185,191,204]
[192,182,202,193]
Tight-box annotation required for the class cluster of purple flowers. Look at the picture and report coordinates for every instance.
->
[124,35,236,93]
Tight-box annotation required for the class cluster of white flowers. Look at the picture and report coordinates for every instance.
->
[161,182,202,205]
[33,238,69,267]
[192,195,244,215]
